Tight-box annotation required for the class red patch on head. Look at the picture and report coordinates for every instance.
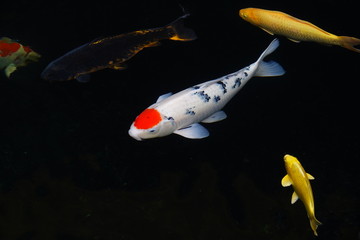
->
[134,108,162,129]
[0,42,21,57]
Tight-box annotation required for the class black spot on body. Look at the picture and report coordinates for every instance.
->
[216,81,227,94]
[192,85,200,90]
[214,95,221,102]
[186,109,196,115]
[195,91,211,102]
[232,78,241,89]
[244,72,248,77]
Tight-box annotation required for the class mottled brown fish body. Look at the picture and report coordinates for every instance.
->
[41,14,196,81]
[240,8,360,53]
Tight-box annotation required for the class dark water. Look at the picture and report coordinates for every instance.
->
[1,0,359,239]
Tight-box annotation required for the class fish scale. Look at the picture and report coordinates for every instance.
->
[154,70,251,130]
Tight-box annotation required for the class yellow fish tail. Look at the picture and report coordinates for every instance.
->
[310,215,322,236]
[338,36,360,53]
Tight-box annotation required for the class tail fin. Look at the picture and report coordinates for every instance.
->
[339,36,360,53]
[310,216,322,236]
[254,39,285,77]
[168,14,197,41]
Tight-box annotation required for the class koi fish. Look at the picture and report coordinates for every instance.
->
[41,14,197,82]
[0,37,41,78]
[239,8,360,53]
[281,154,322,236]
[128,39,285,140]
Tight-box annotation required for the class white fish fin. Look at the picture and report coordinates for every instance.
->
[253,39,285,77]
[291,191,299,204]
[174,123,209,139]
[288,38,301,43]
[255,60,285,77]
[201,111,227,123]
[307,173,315,180]
[257,38,280,61]
[281,175,292,187]
[5,63,17,78]
[156,92,172,103]
[260,27,274,35]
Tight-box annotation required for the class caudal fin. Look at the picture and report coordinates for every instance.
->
[339,36,360,53]
[168,14,197,41]
[310,216,322,236]
[254,39,285,77]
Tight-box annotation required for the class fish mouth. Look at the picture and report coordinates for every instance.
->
[128,129,143,141]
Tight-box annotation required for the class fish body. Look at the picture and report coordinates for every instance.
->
[239,8,360,53]
[128,39,285,140]
[41,14,197,82]
[281,154,321,236]
[0,37,41,78]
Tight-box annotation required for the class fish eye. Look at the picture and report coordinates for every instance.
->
[148,128,159,133]
[239,10,247,18]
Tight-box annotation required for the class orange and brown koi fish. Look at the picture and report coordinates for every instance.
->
[239,8,360,53]
[41,14,197,82]
[0,37,41,78]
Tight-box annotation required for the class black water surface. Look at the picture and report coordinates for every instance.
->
[0,0,359,239]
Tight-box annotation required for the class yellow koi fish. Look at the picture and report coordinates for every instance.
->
[281,154,321,236]
[239,8,360,53]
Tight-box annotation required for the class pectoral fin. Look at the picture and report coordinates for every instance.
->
[291,191,299,204]
[112,63,127,70]
[201,111,227,123]
[76,74,91,83]
[260,27,274,35]
[288,38,301,43]
[5,63,17,78]
[281,175,292,187]
[146,41,161,47]
[307,173,315,180]
[174,123,209,139]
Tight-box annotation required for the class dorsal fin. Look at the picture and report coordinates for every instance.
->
[156,92,172,103]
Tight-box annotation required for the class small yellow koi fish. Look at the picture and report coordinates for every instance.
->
[281,154,321,236]
[239,8,360,53]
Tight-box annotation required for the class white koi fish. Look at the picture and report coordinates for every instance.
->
[128,39,285,140]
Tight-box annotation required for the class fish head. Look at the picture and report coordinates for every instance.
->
[284,154,300,167]
[239,8,257,23]
[128,108,177,141]
[41,61,75,81]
